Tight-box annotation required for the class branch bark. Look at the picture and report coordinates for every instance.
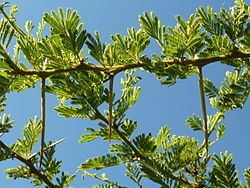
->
[5,50,249,78]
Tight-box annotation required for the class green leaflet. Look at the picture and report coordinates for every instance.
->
[40,143,62,180]
[80,120,137,143]
[0,114,14,134]
[205,68,250,111]
[133,133,156,155]
[197,6,223,36]
[210,151,241,188]
[0,95,6,113]
[56,172,76,188]
[203,78,219,98]
[204,35,232,55]
[244,168,250,187]
[146,62,196,86]
[14,117,41,159]
[5,140,72,187]
[86,32,106,65]
[155,125,172,150]
[216,125,226,140]
[43,8,87,55]
[79,122,120,143]
[111,28,150,61]
[48,71,106,120]
[79,154,123,171]
[125,163,143,188]
[0,18,15,49]
[139,12,166,47]
[9,75,39,92]
[186,115,203,132]
[114,70,141,122]
[198,0,249,44]
[88,29,149,65]
[5,166,31,180]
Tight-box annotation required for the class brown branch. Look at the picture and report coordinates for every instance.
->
[198,67,209,157]
[0,140,58,187]
[40,78,46,167]
[5,50,249,78]
[162,50,250,67]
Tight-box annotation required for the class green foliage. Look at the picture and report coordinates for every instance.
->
[79,154,123,171]
[111,28,150,60]
[0,114,14,134]
[14,117,41,159]
[146,61,197,86]
[209,151,240,188]
[79,122,120,142]
[41,143,62,180]
[47,70,106,119]
[125,163,142,188]
[197,6,223,36]
[0,95,6,113]
[204,67,249,111]
[0,18,15,49]
[86,32,106,65]
[113,70,141,122]
[87,28,149,66]
[133,133,156,155]
[0,0,249,187]
[139,12,166,47]
[56,172,76,188]
[198,0,249,44]
[43,8,87,55]
[244,168,250,187]
[5,165,31,180]
[155,125,171,150]
[186,115,203,131]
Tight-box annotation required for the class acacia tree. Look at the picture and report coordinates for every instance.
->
[0,0,249,187]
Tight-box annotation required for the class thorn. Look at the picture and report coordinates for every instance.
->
[28,138,65,160]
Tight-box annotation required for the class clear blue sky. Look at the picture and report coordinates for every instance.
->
[0,0,249,187]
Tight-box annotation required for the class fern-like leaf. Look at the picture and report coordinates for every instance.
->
[210,151,240,188]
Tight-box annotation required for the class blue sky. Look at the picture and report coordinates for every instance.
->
[0,0,249,187]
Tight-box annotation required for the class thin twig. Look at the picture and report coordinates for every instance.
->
[40,77,46,167]
[0,140,58,187]
[198,66,209,157]
[108,75,114,140]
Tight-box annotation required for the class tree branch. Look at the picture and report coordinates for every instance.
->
[5,50,249,78]
[0,140,58,187]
